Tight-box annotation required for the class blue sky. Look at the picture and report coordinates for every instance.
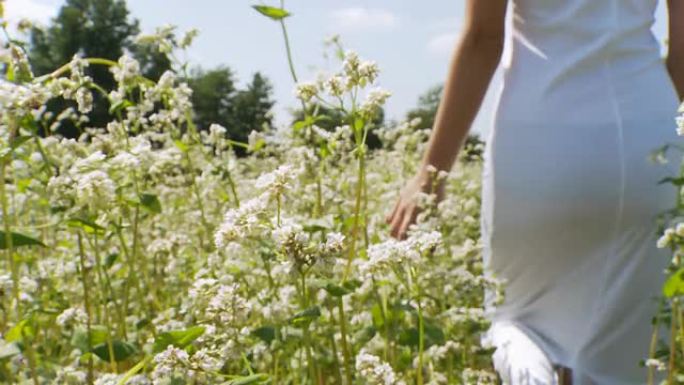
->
[5,0,671,138]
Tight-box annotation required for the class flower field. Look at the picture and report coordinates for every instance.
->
[1,3,684,385]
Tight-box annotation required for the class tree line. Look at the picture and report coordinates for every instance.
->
[12,0,482,158]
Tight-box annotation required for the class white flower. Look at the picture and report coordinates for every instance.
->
[656,227,676,248]
[56,307,88,328]
[110,152,141,170]
[645,358,666,371]
[255,164,299,196]
[75,87,93,113]
[324,232,345,253]
[151,345,191,383]
[360,88,392,118]
[75,170,116,210]
[214,194,269,248]
[355,349,405,385]
[324,75,346,97]
[294,81,318,102]
[676,222,684,237]
[111,54,141,84]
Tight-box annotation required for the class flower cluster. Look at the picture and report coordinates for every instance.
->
[0,22,514,385]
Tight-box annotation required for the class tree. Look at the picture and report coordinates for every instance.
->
[27,0,170,137]
[229,72,275,146]
[406,83,484,162]
[186,66,237,132]
[186,67,275,157]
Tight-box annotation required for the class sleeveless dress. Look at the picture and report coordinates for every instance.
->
[480,0,683,384]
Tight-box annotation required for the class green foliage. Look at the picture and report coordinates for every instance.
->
[153,326,206,353]
[251,5,291,21]
[26,0,170,137]
[139,193,162,214]
[0,231,45,249]
[291,102,385,150]
[664,268,684,298]
[92,340,137,362]
[186,67,275,156]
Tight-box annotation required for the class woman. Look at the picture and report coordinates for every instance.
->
[386,0,684,384]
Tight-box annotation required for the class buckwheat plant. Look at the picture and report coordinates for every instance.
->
[645,100,684,385]
[0,3,504,385]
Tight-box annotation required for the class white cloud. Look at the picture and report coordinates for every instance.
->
[329,7,399,31]
[3,0,60,25]
[427,32,458,56]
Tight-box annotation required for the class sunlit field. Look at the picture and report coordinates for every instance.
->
[1,2,684,385]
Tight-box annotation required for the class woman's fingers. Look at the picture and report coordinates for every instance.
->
[385,196,400,224]
[398,205,419,240]
[390,206,405,239]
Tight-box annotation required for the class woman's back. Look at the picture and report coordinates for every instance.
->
[482,0,683,383]
[498,0,680,125]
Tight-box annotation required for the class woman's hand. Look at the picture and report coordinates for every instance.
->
[385,169,446,240]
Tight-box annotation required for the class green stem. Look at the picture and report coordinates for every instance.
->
[20,327,39,385]
[416,292,425,385]
[91,232,117,372]
[337,297,353,385]
[299,272,317,383]
[116,355,153,385]
[279,19,298,84]
[77,231,95,385]
[227,172,240,208]
[0,158,20,320]
[668,300,676,385]
[35,57,118,82]
[343,153,365,281]
[277,193,282,227]
[327,303,344,385]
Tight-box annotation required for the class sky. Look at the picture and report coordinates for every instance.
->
[3,0,671,138]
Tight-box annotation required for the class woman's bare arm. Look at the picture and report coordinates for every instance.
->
[417,0,508,175]
[668,0,684,100]
[386,0,508,239]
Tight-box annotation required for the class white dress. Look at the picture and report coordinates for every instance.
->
[480,0,683,384]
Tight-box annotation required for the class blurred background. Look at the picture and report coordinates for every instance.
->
[3,0,671,142]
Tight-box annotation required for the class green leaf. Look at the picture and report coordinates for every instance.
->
[343,279,362,291]
[139,193,162,214]
[397,327,419,347]
[302,216,333,232]
[10,135,32,150]
[153,326,205,353]
[289,306,321,328]
[6,319,36,343]
[664,268,684,298]
[324,282,352,297]
[227,374,269,385]
[423,321,445,346]
[6,61,14,82]
[251,326,276,344]
[354,116,365,132]
[353,325,376,345]
[174,140,189,153]
[105,253,119,269]
[71,326,109,352]
[657,176,684,186]
[251,5,291,20]
[0,341,20,360]
[108,99,134,115]
[0,232,45,249]
[67,217,105,234]
[92,340,137,362]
